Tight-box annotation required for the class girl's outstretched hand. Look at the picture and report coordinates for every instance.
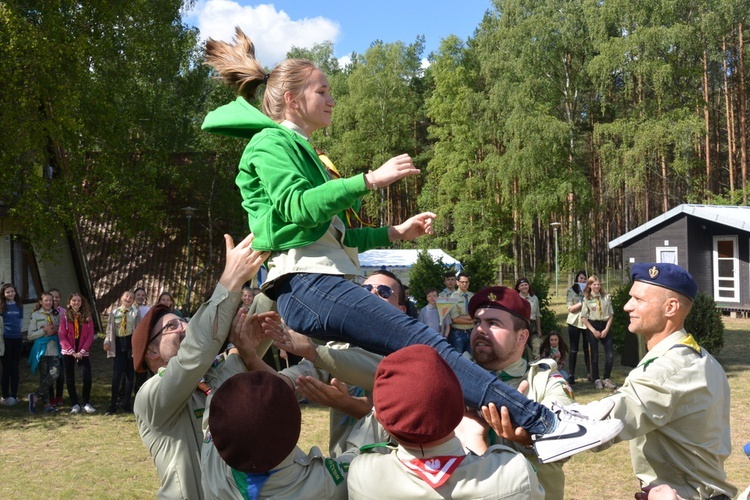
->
[366,154,420,189]
[389,212,437,242]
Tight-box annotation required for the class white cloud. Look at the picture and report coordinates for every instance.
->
[186,1,341,66]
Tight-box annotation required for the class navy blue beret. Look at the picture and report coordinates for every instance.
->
[630,263,697,301]
[469,286,531,323]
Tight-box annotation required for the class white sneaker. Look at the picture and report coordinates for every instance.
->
[561,399,616,421]
[70,404,82,414]
[594,379,604,389]
[6,397,18,406]
[602,379,617,389]
[83,403,96,414]
[533,402,624,463]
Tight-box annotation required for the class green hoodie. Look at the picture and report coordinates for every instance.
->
[202,97,391,252]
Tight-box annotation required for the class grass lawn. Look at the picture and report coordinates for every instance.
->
[0,311,748,498]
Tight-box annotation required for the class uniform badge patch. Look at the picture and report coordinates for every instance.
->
[648,266,659,278]
[400,455,466,489]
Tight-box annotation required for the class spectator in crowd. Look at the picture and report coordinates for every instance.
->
[27,292,61,413]
[540,331,569,381]
[515,277,542,360]
[134,287,151,319]
[417,287,446,335]
[446,273,474,354]
[580,276,616,390]
[48,288,66,406]
[59,292,96,414]
[565,270,590,384]
[103,290,140,414]
[0,283,22,406]
[439,271,457,297]
[158,292,184,318]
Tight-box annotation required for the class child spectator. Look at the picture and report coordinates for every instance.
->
[417,288,450,335]
[104,291,140,414]
[134,287,151,319]
[59,293,96,414]
[27,292,61,413]
[158,292,184,318]
[540,331,570,381]
[48,288,66,406]
[1,283,23,405]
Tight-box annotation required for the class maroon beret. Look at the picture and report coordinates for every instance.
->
[374,345,463,445]
[468,286,531,324]
[132,303,171,373]
[209,371,301,473]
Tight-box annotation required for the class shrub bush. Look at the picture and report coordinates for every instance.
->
[685,292,725,354]
[408,251,456,309]
[608,283,632,352]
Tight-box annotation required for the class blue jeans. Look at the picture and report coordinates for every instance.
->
[275,273,556,434]
[447,328,471,354]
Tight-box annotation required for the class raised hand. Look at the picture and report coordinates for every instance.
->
[366,154,420,189]
[218,234,270,292]
[388,212,437,242]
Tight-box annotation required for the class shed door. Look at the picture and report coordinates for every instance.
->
[713,236,739,302]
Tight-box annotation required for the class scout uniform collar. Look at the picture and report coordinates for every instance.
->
[491,357,527,382]
[638,329,702,370]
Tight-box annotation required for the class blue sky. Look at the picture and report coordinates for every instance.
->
[184,0,492,67]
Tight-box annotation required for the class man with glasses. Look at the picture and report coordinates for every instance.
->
[131,234,269,500]
[446,273,474,354]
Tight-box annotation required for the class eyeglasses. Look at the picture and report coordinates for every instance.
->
[150,317,188,343]
[361,284,394,299]
[458,281,470,285]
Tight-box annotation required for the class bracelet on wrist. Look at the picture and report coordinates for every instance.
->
[367,171,378,190]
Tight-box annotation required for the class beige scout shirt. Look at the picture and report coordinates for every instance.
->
[604,329,736,499]
[202,443,356,500]
[348,436,545,499]
[134,284,240,500]
[565,286,585,328]
[104,305,141,359]
[580,293,614,322]
[280,342,375,457]
[448,290,475,330]
[28,309,61,356]
[486,356,573,500]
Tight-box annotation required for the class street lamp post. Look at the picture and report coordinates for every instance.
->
[181,206,197,316]
[550,222,562,297]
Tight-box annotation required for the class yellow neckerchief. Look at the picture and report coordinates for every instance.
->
[44,311,52,324]
[641,333,702,369]
[315,148,375,228]
[119,307,129,336]
[74,315,80,340]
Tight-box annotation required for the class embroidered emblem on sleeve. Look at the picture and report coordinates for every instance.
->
[324,458,346,485]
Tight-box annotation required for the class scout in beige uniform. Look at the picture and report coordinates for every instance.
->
[201,370,362,500]
[600,263,736,499]
[467,286,575,500]
[132,234,268,500]
[347,344,545,499]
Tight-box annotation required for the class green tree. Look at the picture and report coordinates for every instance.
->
[408,251,456,309]
[0,0,210,251]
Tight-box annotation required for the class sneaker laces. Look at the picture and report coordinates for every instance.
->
[550,401,589,422]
